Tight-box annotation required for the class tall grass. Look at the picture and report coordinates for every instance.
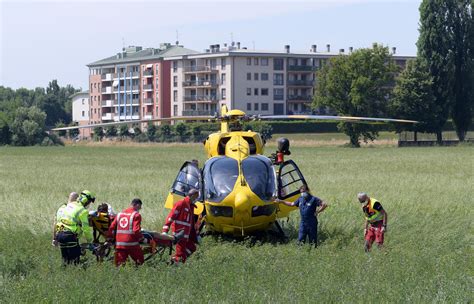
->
[0,144,472,302]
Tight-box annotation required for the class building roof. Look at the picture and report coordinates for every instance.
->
[70,90,89,99]
[87,45,199,67]
[164,47,415,60]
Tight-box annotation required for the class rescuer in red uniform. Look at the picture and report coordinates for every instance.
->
[162,189,200,264]
[108,198,144,266]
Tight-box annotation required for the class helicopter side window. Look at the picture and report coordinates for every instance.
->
[171,163,201,197]
[217,137,231,155]
[203,157,239,202]
[243,137,257,154]
[278,160,307,199]
[242,156,276,201]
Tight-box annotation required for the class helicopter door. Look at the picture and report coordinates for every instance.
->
[164,161,204,215]
[276,160,308,218]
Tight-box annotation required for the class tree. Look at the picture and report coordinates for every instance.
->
[390,59,439,140]
[448,0,473,141]
[417,0,456,143]
[313,44,398,147]
[0,112,11,145]
[10,107,47,146]
[55,121,67,137]
[118,125,129,139]
[93,126,104,141]
[160,124,172,141]
[146,123,157,141]
[68,122,79,139]
[105,126,117,138]
[175,123,188,140]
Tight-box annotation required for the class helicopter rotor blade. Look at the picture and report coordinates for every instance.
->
[50,116,215,131]
[257,115,418,124]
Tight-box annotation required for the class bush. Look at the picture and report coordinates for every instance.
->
[134,133,149,143]
[93,127,104,141]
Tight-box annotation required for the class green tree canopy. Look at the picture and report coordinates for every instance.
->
[10,107,47,146]
[313,44,398,147]
[390,59,439,136]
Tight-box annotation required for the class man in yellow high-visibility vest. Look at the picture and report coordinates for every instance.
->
[55,190,95,265]
[358,193,388,252]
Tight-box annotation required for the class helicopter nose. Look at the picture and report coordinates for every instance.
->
[234,192,250,224]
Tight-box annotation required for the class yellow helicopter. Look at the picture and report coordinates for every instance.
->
[53,106,416,237]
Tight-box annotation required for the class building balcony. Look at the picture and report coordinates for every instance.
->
[182,110,215,116]
[184,95,218,102]
[101,73,114,81]
[112,99,140,106]
[287,95,313,102]
[143,112,153,119]
[143,84,153,91]
[143,70,153,77]
[143,98,153,105]
[287,80,315,87]
[101,99,115,107]
[115,115,140,121]
[182,80,218,88]
[113,85,140,92]
[184,66,218,73]
[101,113,113,120]
[287,65,317,72]
[113,72,140,79]
[101,86,113,94]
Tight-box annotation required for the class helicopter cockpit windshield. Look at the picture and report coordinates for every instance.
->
[242,156,276,201]
[204,157,239,202]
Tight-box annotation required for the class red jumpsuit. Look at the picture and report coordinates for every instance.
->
[109,207,144,266]
[162,196,197,263]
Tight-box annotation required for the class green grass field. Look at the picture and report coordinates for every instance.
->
[0,143,472,303]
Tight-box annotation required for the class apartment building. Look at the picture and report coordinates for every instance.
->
[165,43,413,116]
[87,43,198,125]
[71,91,91,138]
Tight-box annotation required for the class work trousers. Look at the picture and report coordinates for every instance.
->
[114,246,144,266]
[173,239,196,263]
[298,220,318,246]
[57,231,81,265]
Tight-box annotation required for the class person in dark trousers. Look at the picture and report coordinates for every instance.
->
[277,185,327,246]
[55,190,95,265]
[357,192,388,252]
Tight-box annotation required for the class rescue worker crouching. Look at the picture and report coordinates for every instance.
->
[52,192,78,247]
[55,190,96,265]
[108,198,145,266]
[357,192,388,252]
[162,189,200,264]
[276,185,327,247]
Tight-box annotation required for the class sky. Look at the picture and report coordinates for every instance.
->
[1,0,422,90]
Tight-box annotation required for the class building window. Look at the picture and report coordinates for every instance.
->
[221,58,226,69]
[254,88,259,96]
[221,73,226,85]
[173,76,178,87]
[274,88,284,100]
[221,88,226,99]
[247,58,251,65]
[82,99,85,105]
[261,73,269,81]
[98,96,101,101]
[261,88,268,96]
[94,83,97,88]
[173,90,177,102]
[173,105,178,116]
[254,73,259,81]
[262,103,269,111]
[247,73,251,81]
[246,88,251,96]
[254,58,259,65]
[261,58,268,66]
[254,103,259,111]
[82,110,85,117]
[90,83,93,91]
[94,96,97,101]
[94,108,97,114]
[273,73,284,85]
[247,103,252,111]
[173,61,178,72]
[274,58,284,70]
